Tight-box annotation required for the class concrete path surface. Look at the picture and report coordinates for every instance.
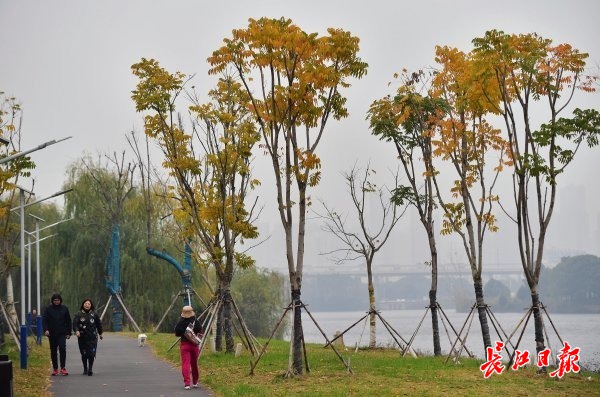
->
[49,333,213,397]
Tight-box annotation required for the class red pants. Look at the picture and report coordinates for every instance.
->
[179,340,200,386]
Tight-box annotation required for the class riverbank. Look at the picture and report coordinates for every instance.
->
[301,310,600,372]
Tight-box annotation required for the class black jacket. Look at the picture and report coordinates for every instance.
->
[73,309,103,341]
[42,303,72,337]
[174,316,203,338]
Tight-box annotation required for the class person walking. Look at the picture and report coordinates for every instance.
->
[28,308,38,336]
[174,305,203,390]
[73,298,103,376]
[42,293,72,376]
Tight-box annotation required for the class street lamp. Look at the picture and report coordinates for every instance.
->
[26,215,72,344]
[12,188,72,369]
[10,189,73,212]
[16,186,33,369]
[2,135,72,370]
[0,136,71,165]
[24,230,56,345]
[27,230,33,314]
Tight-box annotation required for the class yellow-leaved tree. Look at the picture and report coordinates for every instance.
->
[471,30,600,363]
[208,17,367,374]
[131,60,260,352]
[430,45,511,351]
[0,92,35,341]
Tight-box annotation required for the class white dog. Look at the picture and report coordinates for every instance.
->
[137,333,147,347]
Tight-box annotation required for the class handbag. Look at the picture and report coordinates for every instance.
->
[184,320,202,345]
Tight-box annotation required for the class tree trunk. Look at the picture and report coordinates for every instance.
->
[368,284,376,349]
[291,288,304,375]
[222,288,235,353]
[530,290,546,357]
[367,260,376,348]
[5,273,18,328]
[474,280,491,349]
[215,293,223,352]
[427,228,441,356]
[429,290,441,356]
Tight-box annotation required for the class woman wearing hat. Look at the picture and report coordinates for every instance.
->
[174,305,203,389]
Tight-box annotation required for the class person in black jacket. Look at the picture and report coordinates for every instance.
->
[174,305,203,390]
[73,298,103,376]
[42,293,72,376]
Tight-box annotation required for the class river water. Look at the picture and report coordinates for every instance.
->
[298,309,600,371]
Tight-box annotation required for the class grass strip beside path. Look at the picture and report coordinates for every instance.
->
[5,337,52,397]
[5,332,599,396]
[146,333,599,397]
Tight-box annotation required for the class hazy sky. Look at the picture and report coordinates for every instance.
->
[1,1,599,271]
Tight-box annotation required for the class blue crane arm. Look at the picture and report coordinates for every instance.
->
[146,247,192,288]
[146,247,185,275]
[146,246,193,306]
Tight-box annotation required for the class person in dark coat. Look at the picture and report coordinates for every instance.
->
[73,298,103,376]
[42,293,72,376]
[174,305,203,390]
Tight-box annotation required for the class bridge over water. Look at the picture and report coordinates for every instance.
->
[304,262,526,300]
[305,262,524,278]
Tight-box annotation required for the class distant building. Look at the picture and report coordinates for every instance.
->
[552,184,591,257]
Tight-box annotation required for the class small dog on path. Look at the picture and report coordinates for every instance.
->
[138,333,147,347]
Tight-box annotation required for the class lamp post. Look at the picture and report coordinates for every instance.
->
[27,232,32,314]
[26,215,72,344]
[1,135,72,373]
[17,186,33,369]
[0,136,71,165]
[27,215,45,317]
[12,188,72,369]
[24,233,57,344]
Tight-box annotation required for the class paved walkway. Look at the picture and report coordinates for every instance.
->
[49,333,213,397]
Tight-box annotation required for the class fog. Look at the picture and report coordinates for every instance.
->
[1,0,598,275]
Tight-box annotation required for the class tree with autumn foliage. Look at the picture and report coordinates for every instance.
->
[0,92,35,342]
[471,30,600,361]
[208,17,367,374]
[430,45,512,350]
[368,70,450,356]
[131,59,260,352]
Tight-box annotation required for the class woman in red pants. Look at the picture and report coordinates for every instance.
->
[174,306,203,390]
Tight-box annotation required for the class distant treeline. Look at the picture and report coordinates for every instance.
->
[0,165,287,340]
[302,255,600,313]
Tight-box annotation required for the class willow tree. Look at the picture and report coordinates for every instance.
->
[72,152,137,331]
[471,30,600,359]
[59,160,192,330]
[431,45,510,350]
[208,17,367,374]
[0,92,35,338]
[132,60,260,352]
[368,70,449,355]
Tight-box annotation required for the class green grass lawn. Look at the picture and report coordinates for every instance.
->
[147,333,599,397]
[4,336,52,397]
[5,332,599,396]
